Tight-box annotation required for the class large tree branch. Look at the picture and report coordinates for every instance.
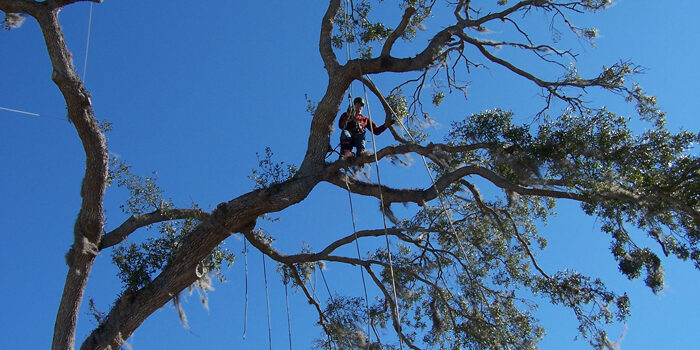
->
[380,6,416,57]
[81,174,322,350]
[0,0,42,15]
[359,23,461,75]
[20,6,109,350]
[353,0,543,75]
[320,0,341,73]
[357,75,415,143]
[243,225,424,265]
[325,141,492,173]
[324,142,585,205]
[99,208,211,250]
[51,0,101,7]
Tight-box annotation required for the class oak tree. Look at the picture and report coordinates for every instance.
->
[2,1,698,349]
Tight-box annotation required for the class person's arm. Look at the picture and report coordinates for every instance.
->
[370,120,388,135]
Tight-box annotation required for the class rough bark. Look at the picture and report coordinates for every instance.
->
[31,4,108,350]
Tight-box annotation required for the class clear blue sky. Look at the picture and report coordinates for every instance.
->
[1,1,699,349]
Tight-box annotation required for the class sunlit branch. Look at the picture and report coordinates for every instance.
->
[477,37,573,68]
[328,156,584,206]
[0,0,41,15]
[459,33,552,88]
[357,75,409,142]
[380,6,416,57]
[99,208,210,250]
[454,0,468,21]
[53,0,102,8]
[242,224,427,265]
[326,141,492,171]
[320,0,342,72]
[468,0,541,27]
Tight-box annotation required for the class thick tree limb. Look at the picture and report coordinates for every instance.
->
[21,6,110,350]
[327,158,584,206]
[325,141,492,173]
[380,7,416,57]
[80,175,321,350]
[0,0,42,15]
[354,0,543,75]
[357,76,401,135]
[51,0,102,8]
[243,225,423,265]
[359,23,463,75]
[2,3,106,349]
[99,209,211,250]
[320,0,341,73]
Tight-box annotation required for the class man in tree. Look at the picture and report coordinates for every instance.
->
[338,97,391,159]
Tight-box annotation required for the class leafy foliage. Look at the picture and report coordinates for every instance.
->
[315,296,374,350]
[448,107,700,295]
[108,160,235,291]
[107,159,164,216]
[248,147,298,189]
[332,0,434,58]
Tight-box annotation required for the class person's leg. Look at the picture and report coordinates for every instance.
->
[340,130,355,159]
[354,132,367,155]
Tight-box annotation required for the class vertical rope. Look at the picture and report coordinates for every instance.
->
[318,267,336,350]
[341,1,403,347]
[390,101,471,262]
[361,82,404,350]
[285,282,293,350]
[82,3,94,82]
[313,264,318,301]
[363,74,472,264]
[243,239,249,340]
[319,267,334,301]
[344,177,373,349]
[262,253,273,350]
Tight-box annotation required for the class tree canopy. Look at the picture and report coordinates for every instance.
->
[1,1,698,349]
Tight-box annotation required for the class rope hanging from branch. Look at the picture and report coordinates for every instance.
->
[262,253,273,350]
[242,239,249,340]
[339,0,404,348]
